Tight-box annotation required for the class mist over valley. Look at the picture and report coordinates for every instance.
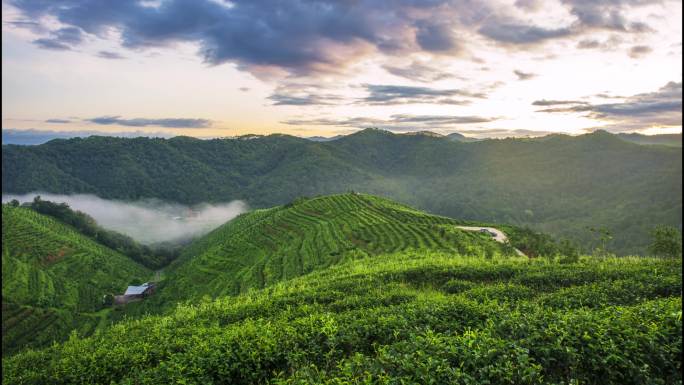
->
[2,193,248,244]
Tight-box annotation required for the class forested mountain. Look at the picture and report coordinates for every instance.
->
[3,129,681,255]
[617,133,682,147]
[1,205,150,355]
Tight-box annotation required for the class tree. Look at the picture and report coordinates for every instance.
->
[588,227,613,257]
[649,225,682,258]
[9,199,20,207]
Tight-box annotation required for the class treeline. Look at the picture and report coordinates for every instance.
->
[9,197,178,269]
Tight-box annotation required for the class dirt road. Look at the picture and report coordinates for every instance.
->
[455,226,526,257]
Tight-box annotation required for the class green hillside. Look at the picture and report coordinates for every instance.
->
[154,193,512,307]
[1,205,150,355]
[3,130,680,255]
[4,251,680,384]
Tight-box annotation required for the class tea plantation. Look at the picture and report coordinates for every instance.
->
[2,194,681,384]
[3,252,680,384]
[2,205,150,355]
[155,193,511,307]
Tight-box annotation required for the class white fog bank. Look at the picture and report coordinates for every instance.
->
[2,193,248,244]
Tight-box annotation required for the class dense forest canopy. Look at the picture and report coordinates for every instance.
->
[3,129,681,255]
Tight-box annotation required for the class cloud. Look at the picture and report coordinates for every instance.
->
[532,99,587,106]
[479,22,574,45]
[87,116,212,128]
[282,114,497,131]
[415,21,458,52]
[267,83,345,106]
[8,0,469,77]
[560,0,657,33]
[537,81,682,131]
[32,38,71,50]
[45,119,71,123]
[4,19,46,33]
[628,45,653,58]
[576,35,624,50]
[390,114,495,124]
[96,51,126,59]
[8,0,666,79]
[32,26,84,51]
[514,0,543,11]
[1,128,175,145]
[382,61,456,82]
[514,70,537,80]
[360,84,485,105]
[1,193,247,244]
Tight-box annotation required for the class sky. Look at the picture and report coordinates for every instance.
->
[2,0,682,141]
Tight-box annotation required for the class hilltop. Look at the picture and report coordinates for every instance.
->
[2,129,681,255]
[149,193,522,308]
[1,205,150,355]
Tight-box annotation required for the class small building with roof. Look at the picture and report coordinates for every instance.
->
[114,282,156,305]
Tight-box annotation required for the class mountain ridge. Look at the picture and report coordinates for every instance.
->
[3,130,681,255]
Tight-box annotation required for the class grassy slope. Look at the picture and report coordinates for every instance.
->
[154,193,506,306]
[1,205,150,355]
[3,130,681,255]
[3,252,680,384]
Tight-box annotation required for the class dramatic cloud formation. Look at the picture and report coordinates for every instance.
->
[3,0,680,137]
[8,0,660,77]
[1,193,248,244]
[87,116,212,128]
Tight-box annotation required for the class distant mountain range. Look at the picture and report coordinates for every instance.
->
[3,128,681,255]
[616,133,682,147]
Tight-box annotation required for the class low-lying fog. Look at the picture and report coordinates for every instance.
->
[2,193,248,245]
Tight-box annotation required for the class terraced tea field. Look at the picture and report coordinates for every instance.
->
[2,205,150,354]
[159,193,508,303]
